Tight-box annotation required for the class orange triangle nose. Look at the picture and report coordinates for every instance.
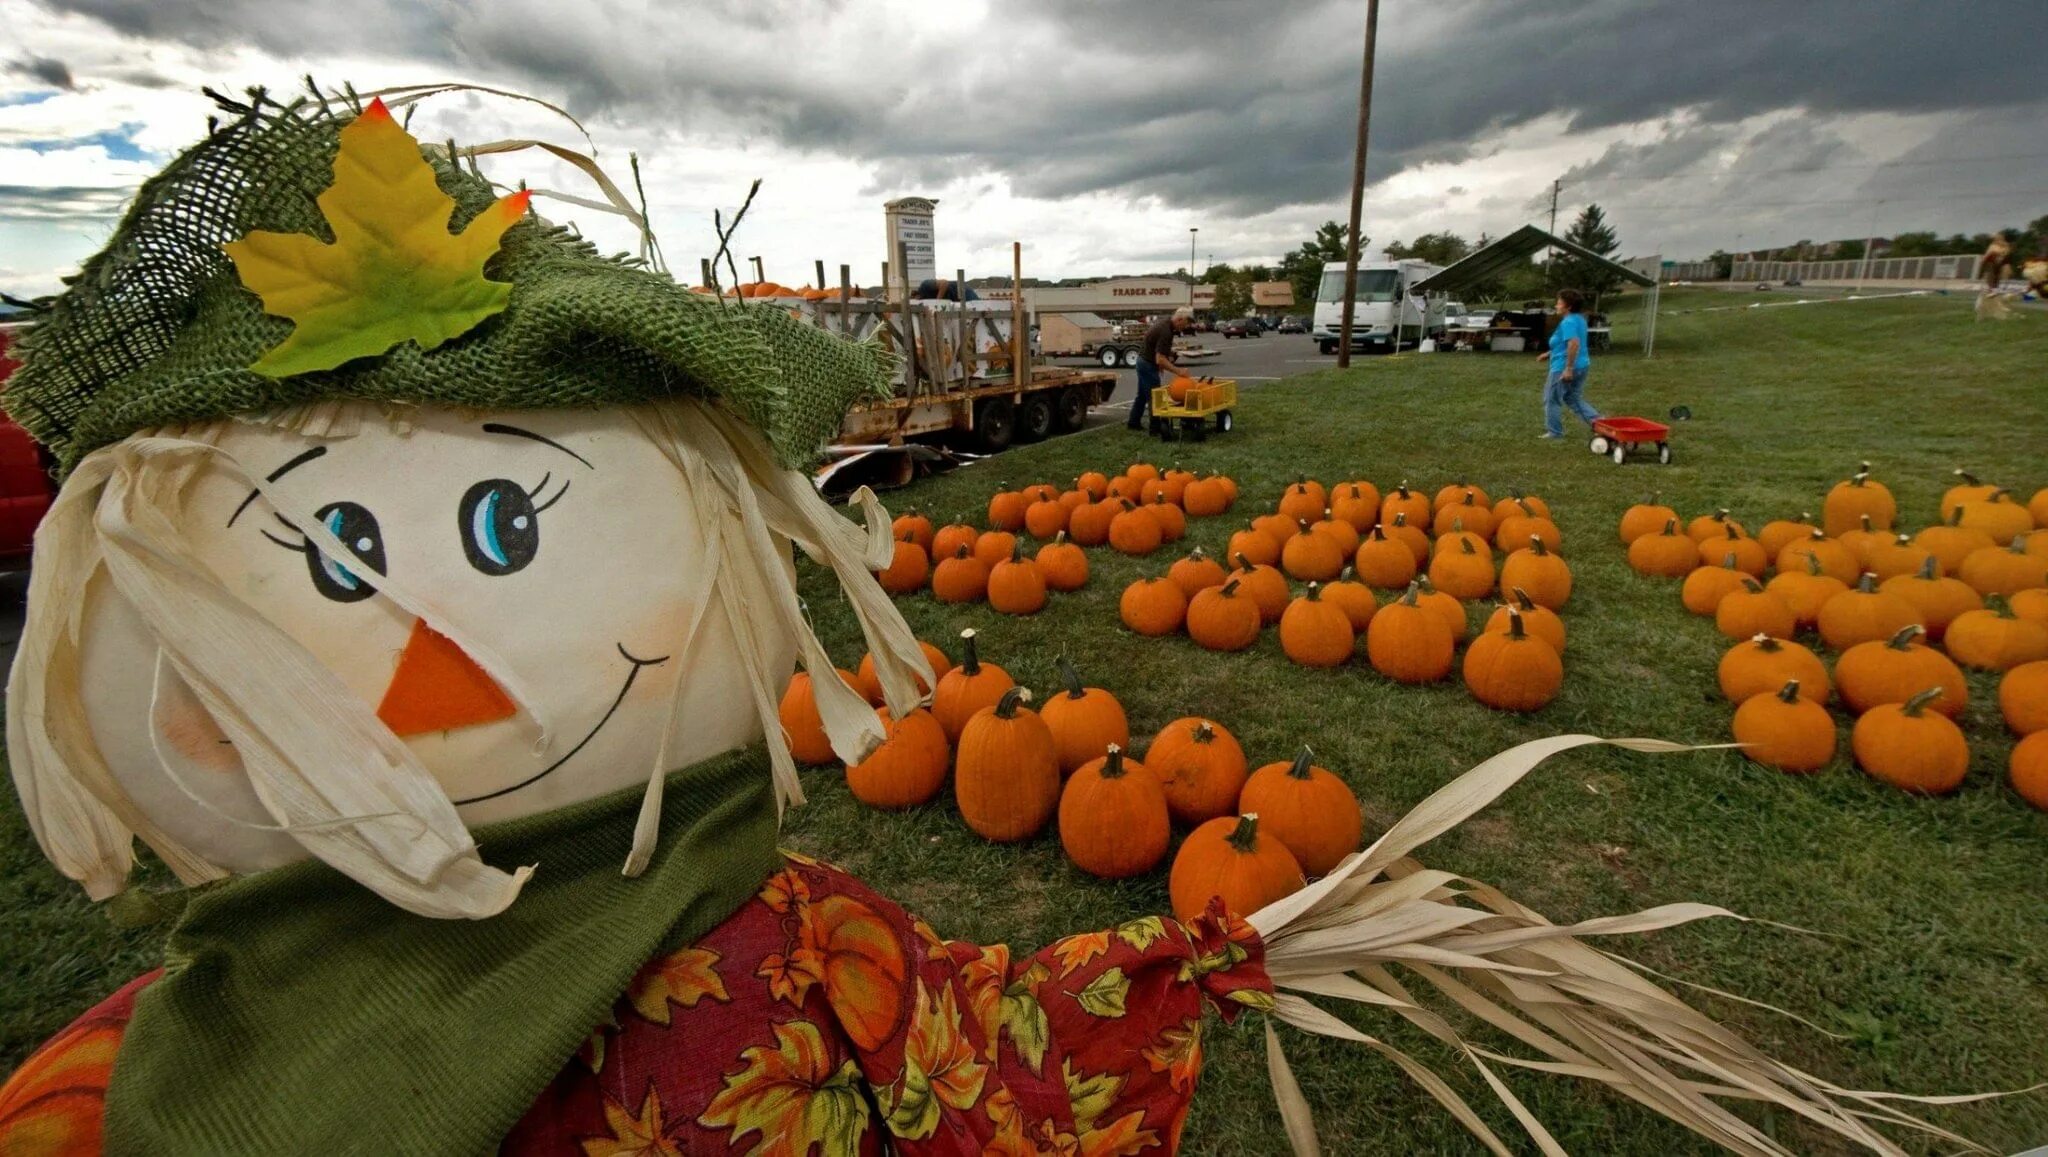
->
[376,619,518,737]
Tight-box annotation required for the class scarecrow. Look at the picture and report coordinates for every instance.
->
[0,89,1990,1155]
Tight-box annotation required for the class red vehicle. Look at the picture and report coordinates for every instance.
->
[0,321,56,569]
[1587,415,1672,466]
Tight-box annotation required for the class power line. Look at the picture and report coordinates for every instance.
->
[1598,186,2048,212]
[1567,149,2048,183]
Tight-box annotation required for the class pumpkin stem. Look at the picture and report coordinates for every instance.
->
[1461,537,1478,556]
[1511,586,1536,611]
[1985,593,2016,619]
[1990,487,2012,503]
[1449,516,1466,534]
[1901,687,1944,717]
[1776,679,1803,704]
[992,686,1032,718]
[1661,518,1680,536]
[1296,519,1313,535]
[1506,606,1529,640]
[1855,572,1879,593]
[1188,546,1208,562]
[1751,633,1784,653]
[1340,565,1359,583]
[1721,552,1739,571]
[1884,624,1924,650]
[1100,744,1128,779]
[1914,555,1938,581]
[959,629,980,675]
[1228,813,1263,852]
[1058,657,1087,700]
[1232,551,1252,571]
[1218,578,1242,598]
[1010,540,1026,563]
[953,544,972,560]
[1946,506,1964,527]
[1396,481,1411,497]
[1722,523,1741,541]
[1120,498,1136,511]
[1193,720,1216,744]
[1528,535,1549,556]
[1738,577,1764,593]
[1397,582,1423,607]
[1305,582,1325,601]
[1287,746,1316,779]
[1804,553,1826,578]
[1953,468,1979,486]
[2009,539,2031,557]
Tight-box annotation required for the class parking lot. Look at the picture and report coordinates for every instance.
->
[1054,329,1332,423]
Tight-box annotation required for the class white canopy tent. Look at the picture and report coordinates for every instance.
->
[1410,225,1662,357]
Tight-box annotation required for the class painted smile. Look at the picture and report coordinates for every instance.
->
[448,643,669,806]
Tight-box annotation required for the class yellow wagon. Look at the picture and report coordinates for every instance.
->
[1147,378,1237,442]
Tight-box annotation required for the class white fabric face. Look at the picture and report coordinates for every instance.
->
[76,406,773,872]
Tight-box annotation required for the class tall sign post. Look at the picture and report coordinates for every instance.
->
[884,197,938,299]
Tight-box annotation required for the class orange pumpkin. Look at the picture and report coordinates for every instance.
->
[1958,540,2048,596]
[1023,497,1069,540]
[1108,500,1164,556]
[1732,681,1836,774]
[1755,512,1814,559]
[1412,576,1470,643]
[931,630,1015,741]
[847,707,951,808]
[973,530,1018,570]
[1493,492,1552,523]
[1837,515,1893,569]
[1944,596,2048,671]
[1106,475,1144,503]
[1716,578,1797,641]
[1499,537,1571,608]
[1227,523,1282,567]
[1159,468,1196,506]
[1998,659,2048,735]
[1366,583,1455,683]
[2012,731,2048,811]
[1279,583,1356,668]
[855,639,952,703]
[1836,625,1967,718]
[777,668,863,766]
[1940,469,2000,522]
[1281,520,1346,582]
[1628,519,1700,578]
[954,688,1061,841]
[1434,480,1491,514]
[1168,813,1305,921]
[892,509,935,553]
[1035,532,1089,592]
[1166,375,1199,403]
[1915,509,1997,574]
[1076,471,1110,501]
[1057,488,1091,513]
[1125,462,1162,485]
[1865,534,1934,583]
[1323,568,1379,631]
[876,537,930,595]
[1434,499,1496,542]
[1059,745,1171,877]
[1143,493,1187,542]
[1147,717,1249,826]
[1067,499,1118,547]
[1484,587,1566,654]
[1463,607,1563,711]
[1816,573,1922,651]
[987,543,1048,615]
[1226,556,1290,624]
[1954,489,2033,544]
[1041,659,1130,777]
[1718,635,1830,705]
[931,545,990,604]
[1330,482,1382,532]
[1775,529,1859,585]
[932,522,979,563]
[1310,512,1361,558]
[1182,475,1231,517]
[987,488,1029,531]
[1385,513,1432,567]
[1822,466,1895,538]
[1879,558,1980,642]
[1119,576,1189,637]
[1428,533,1496,601]
[1278,479,1325,523]
[1683,556,1751,617]
[1187,578,1262,651]
[1167,547,1228,598]
[1352,526,1418,589]
[1766,553,1848,629]
[1850,689,1967,794]
[1696,524,1767,577]
[1620,494,1680,545]
[1252,511,1296,544]
[1238,747,1363,876]
[1380,482,1432,532]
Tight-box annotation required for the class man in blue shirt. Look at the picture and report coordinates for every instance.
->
[1540,288,1599,440]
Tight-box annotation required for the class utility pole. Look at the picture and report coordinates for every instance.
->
[1189,227,1199,310]
[1335,0,1380,369]
[1548,179,1560,237]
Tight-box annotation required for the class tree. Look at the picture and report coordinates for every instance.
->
[1833,239,1865,260]
[1278,220,1360,307]
[1211,276,1252,319]
[1383,231,1471,267]
[1707,249,1734,280]
[1887,232,1941,258]
[1548,203,1622,301]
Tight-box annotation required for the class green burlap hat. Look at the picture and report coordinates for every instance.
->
[4,88,891,478]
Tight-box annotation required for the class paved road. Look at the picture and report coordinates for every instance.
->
[1055,330,1330,424]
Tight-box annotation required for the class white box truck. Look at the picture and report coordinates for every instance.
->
[1313,260,1447,354]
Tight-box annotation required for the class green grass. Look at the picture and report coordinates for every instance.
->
[4,289,2046,1153]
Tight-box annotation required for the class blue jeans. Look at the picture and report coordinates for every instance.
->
[1543,365,1598,436]
[1129,362,1160,427]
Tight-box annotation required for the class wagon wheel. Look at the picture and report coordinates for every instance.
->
[1588,434,1611,455]
[1657,441,1673,465]
[1216,409,1234,433]
[1611,442,1628,465]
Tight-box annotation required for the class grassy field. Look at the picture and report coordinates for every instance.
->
[4,289,2047,1152]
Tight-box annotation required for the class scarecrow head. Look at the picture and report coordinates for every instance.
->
[5,91,930,919]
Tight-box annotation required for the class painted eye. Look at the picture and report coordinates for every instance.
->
[459,478,539,576]
[306,502,384,603]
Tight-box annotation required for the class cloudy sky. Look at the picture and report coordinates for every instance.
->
[5,0,2046,296]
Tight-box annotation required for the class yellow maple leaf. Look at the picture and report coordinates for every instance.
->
[579,1087,682,1157]
[698,1021,871,1157]
[224,97,529,377]
[1051,931,1111,978]
[625,947,730,1026]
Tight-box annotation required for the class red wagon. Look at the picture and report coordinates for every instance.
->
[1588,416,1672,465]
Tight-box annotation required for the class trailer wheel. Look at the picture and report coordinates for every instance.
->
[1097,347,1121,368]
[1121,347,1142,368]
[1016,393,1054,443]
[1216,409,1234,433]
[973,397,1016,452]
[1053,387,1088,432]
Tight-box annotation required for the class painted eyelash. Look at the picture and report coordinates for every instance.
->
[261,512,309,553]
[528,472,571,513]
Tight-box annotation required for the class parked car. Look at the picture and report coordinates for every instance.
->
[1219,318,1261,339]
[0,321,55,570]
[1276,316,1306,334]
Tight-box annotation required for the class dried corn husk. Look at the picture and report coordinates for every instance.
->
[1251,735,2024,1156]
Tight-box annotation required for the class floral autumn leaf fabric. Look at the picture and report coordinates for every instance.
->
[2,858,1270,1156]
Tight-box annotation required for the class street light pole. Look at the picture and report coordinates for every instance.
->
[1336,0,1380,369]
